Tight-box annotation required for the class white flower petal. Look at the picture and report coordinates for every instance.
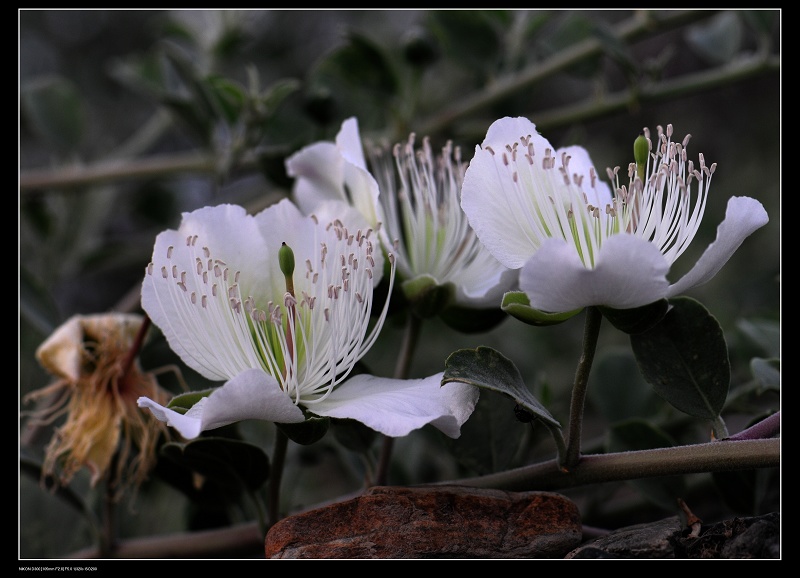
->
[520,235,670,312]
[453,265,519,308]
[311,372,478,438]
[142,204,269,381]
[461,117,555,269]
[253,198,320,278]
[483,116,546,149]
[667,196,769,297]
[464,117,768,314]
[286,119,382,228]
[556,145,613,208]
[336,117,369,171]
[286,142,347,215]
[137,368,305,439]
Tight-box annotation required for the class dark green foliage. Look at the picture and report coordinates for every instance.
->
[631,297,730,420]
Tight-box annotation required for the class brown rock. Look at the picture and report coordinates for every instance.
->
[265,485,582,559]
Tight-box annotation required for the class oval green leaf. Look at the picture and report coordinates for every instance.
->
[442,346,560,429]
[599,298,669,335]
[630,297,730,420]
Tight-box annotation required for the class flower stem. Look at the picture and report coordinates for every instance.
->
[120,315,151,378]
[543,421,568,466]
[374,312,424,486]
[99,451,120,557]
[267,427,289,527]
[443,438,779,492]
[563,306,602,470]
[68,436,779,559]
[712,415,730,440]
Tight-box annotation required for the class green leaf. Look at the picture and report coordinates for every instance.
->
[427,10,503,74]
[736,317,780,358]
[21,75,85,154]
[205,75,246,124]
[607,420,686,511]
[501,291,581,326]
[258,77,301,116]
[599,299,669,335]
[108,50,170,97]
[442,346,560,429]
[400,25,440,69]
[630,297,730,420]
[212,24,248,60]
[161,437,270,492]
[317,32,399,96]
[440,390,521,476]
[167,388,215,414]
[276,415,330,446]
[750,357,780,392]
[304,31,400,127]
[588,347,664,423]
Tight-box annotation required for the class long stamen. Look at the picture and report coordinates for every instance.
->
[145,208,396,411]
[279,242,297,385]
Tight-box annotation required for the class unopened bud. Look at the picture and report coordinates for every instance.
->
[279,242,296,296]
[634,132,650,182]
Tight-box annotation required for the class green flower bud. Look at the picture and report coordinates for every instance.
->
[279,242,295,296]
[634,132,650,182]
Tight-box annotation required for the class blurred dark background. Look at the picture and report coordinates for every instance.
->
[20,10,780,558]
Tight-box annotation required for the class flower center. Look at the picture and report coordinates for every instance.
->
[493,124,713,268]
[368,133,490,281]
[146,216,396,406]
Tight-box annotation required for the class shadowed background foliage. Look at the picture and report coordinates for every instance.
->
[20,9,779,559]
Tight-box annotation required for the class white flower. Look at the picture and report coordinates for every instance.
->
[461,116,769,313]
[286,117,517,311]
[287,117,383,230]
[137,199,477,439]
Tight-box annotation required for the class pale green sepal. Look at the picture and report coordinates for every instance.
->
[501,291,581,326]
[442,346,561,429]
[401,274,454,319]
[276,415,330,446]
[166,388,216,414]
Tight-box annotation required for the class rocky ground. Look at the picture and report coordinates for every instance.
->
[264,486,780,559]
